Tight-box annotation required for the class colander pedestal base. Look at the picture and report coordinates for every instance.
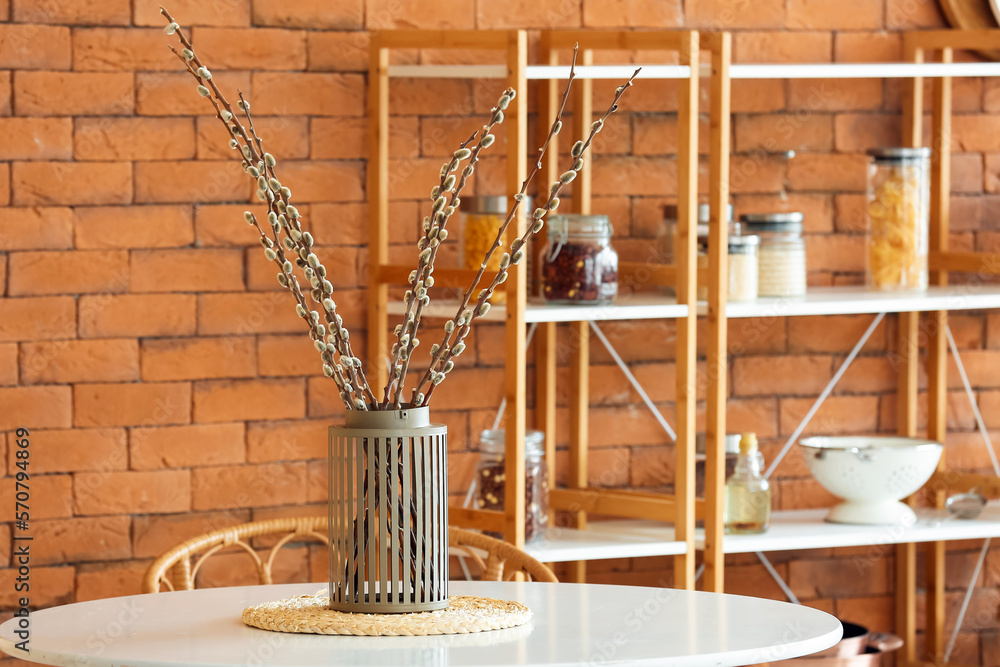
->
[825,500,917,526]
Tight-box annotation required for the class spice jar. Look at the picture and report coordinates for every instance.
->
[695,433,741,498]
[740,213,807,298]
[540,214,618,304]
[473,429,549,543]
[461,196,508,303]
[865,147,930,291]
[728,235,759,302]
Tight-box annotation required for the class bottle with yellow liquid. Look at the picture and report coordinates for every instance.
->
[724,433,771,534]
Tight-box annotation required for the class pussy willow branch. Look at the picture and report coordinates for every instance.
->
[161,7,375,409]
[410,47,583,405]
[419,65,641,407]
[380,130,480,407]
[386,92,515,410]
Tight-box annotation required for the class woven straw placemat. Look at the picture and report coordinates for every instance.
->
[242,592,532,636]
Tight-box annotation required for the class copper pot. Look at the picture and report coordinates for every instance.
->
[790,622,902,667]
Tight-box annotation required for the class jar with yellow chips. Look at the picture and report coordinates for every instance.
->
[865,147,930,291]
[460,196,531,303]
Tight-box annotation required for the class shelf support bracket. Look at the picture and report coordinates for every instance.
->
[755,551,800,605]
[944,538,990,663]
[947,324,1000,476]
[764,312,886,479]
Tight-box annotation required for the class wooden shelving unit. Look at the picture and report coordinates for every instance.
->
[367,30,702,588]
[369,28,1000,663]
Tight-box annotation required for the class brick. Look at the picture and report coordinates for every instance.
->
[834,114,901,152]
[32,516,131,565]
[789,556,890,598]
[192,27,306,69]
[734,31,831,64]
[8,250,129,296]
[478,0,580,27]
[953,153,983,193]
[0,386,71,430]
[306,374,349,418]
[310,201,416,247]
[197,292,302,335]
[80,294,196,338]
[788,79,882,112]
[952,116,1000,152]
[728,397,780,439]
[732,355,832,396]
[734,113,834,153]
[788,154,867,192]
[780,395,880,436]
[630,445,673,487]
[0,296,75,342]
[834,32,902,62]
[366,0,473,28]
[786,0,881,29]
[886,0,946,28]
[130,249,244,292]
[389,79,474,118]
[74,382,191,427]
[807,233,866,275]
[194,203,285,246]
[731,79,785,113]
[583,0,679,26]
[134,0,251,26]
[265,160,364,202]
[307,31,368,72]
[253,0,362,28]
[193,378,306,423]
[13,161,132,206]
[0,344,16,385]
[8,428,126,474]
[0,162,8,205]
[246,420,327,462]
[197,115,309,160]
[592,157,677,197]
[136,70,250,116]
[15,72,133,116]
[73,28,179,71]
[191,462,307,509]
[251,72,364,116]
[0,566,74,608]
[135,160,249,204]
[0,207,73,250]
[0,24,70,69]
[13,0,129,24]
[141,337,257,381]
[1,474,71,519]
[257,333,323,378]
[75,204,194,249]
[630,115,709,156]
[75,117,196,162]
[76,560,149,603]
[789,314,886,354]
[0,71,11,115]
[75,469,190,515]
[247,244,361,290]
[313,116,418,160]
[0,118,71,160]
[20,338,139,384]
[729,153,785,194]
[131,422,245,469]
[686,0,784,28]
[132,509,251,558]
[734,193,834,234]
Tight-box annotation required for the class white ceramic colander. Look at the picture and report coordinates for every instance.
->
[799,436,943,525]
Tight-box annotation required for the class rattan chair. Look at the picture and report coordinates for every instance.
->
[142,517,557,593]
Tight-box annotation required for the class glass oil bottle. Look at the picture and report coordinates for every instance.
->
[724,433,771,534]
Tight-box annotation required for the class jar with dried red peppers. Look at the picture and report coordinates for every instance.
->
[540,214,618,304]
[472,429,549,543]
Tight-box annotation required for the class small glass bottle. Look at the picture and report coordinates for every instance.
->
[724,433,771,534]
[472,429,549,543]
[540,214,618,304]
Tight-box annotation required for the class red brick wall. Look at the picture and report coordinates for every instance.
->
[2,0,1000,663]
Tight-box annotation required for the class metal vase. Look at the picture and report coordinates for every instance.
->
[328,406,448,613]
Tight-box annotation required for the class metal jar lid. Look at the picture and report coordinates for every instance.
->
[663,203,733,224]
[548,213,612,237]
[866,147,931,163]
[728,234,759,255]
[695,433,742,455]
[480,429,545,458]
[739,212,804,233]
[465,195,533,215]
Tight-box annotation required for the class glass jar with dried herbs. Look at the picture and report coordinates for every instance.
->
[472,429,548,543]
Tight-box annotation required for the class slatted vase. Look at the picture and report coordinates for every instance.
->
[328,406,449,613]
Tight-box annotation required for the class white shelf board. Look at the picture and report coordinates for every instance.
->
[523,519,684,563]
[387,64,689,80]
[730,61,1000,79]
[387,293,689,324]
[697,504,1000,554]
[698,285,1000,319]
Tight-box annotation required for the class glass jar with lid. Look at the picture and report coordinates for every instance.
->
[472,429,549,543]
[739,213,807,298]
[461,196,509,303]
[865,147,930,291]
[540,214,618,304]
[728,235,759,302]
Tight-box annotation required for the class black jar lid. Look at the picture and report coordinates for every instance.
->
[739,212,804,233]
[866,147,931,163]
[465,195,533,215]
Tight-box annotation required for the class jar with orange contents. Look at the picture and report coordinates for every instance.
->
[460,196,528,303]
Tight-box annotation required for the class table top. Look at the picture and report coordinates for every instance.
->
[0,581,842,667]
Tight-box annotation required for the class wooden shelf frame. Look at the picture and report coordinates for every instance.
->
[701,27,1000,667]
[367,29,702,588]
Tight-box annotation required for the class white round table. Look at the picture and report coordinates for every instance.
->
[0,581,842,667]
